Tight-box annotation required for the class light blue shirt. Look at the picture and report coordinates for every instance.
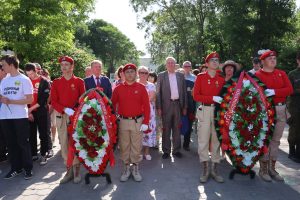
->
[185,73,196,82]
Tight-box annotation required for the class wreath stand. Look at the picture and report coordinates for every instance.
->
[229,168,255,180]
[85,172,112,184]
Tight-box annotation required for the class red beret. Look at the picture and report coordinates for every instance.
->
[260,50,277,60]
[123,63,137,72]
[58,56,74,64]
[205,52,220,63]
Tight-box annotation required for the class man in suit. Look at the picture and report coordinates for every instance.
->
[156,57,187,159]
[84,60,112,98]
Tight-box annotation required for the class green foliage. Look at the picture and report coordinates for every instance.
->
[43,45,96,79]
[0,0,95,65]
[130,0,299,72]
[75,19,140,74]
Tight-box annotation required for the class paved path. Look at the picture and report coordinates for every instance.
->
[0,128,299,200]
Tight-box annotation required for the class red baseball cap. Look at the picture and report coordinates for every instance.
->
[123,63,137,72]
[259,50,277,60]
[205,52,220,63]
[58,56,74,65]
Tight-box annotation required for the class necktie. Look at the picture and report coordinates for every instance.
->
[96,77,101,87]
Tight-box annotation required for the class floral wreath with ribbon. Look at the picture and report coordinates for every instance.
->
[215,71,275,173]
[67,88,117,174]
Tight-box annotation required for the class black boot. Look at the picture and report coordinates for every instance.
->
[294,144,300,163]
[290,144,300,163]
[288,144,296,159]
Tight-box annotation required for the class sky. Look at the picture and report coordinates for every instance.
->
[90,0,300,57]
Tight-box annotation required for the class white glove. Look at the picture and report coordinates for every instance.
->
[213,96,223,104]
[64,108,75,116]
[140,124,148,132]
[265,89,275,97]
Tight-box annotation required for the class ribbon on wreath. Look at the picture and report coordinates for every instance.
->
[221,71,270,152]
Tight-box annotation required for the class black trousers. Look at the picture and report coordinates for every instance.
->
[29,110,52,157]
[183,119,194,148]
[0,122,7,159]
[0,118,33,171]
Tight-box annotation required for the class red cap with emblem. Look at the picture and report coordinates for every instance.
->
[123,63,137,72]
[259,50,277,60]
[58,56,74,65]
[205,52,220,63]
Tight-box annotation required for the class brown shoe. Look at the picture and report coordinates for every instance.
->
[269,160,284,181]
[200,161,210,183]
[73,164,81,184]
[60,168,73,184]
[259,160,272,182]
[211,163,224,183]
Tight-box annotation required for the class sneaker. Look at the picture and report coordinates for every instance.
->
[145,154,152,161]
[32,156,39,161]
[4,169,23,179]
[24,171,33,180]
[46,149,54,158]
[40,156,47,166]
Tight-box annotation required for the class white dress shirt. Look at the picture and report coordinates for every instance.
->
[168,72,179,100]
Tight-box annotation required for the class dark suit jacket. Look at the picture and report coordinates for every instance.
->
[84,76,112,98]
[156,71,187,114]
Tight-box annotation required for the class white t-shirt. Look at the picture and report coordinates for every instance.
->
[0,74,33,119]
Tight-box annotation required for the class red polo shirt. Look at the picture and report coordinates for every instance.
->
[255,69,293,104]
[193,71,225,104]
[30,77,41,108]
[50,75,85,114]
[111,81,150,125]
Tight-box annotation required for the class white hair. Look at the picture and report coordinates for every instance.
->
[137,66,149,72]
[90,60,103,67]
[182,61,192,67]
[165,56,176,63]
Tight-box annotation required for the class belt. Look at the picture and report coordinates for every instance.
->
[170,99,179,101]
[203,103,214,106]
[275,102,286,106]
[119,115,143,120]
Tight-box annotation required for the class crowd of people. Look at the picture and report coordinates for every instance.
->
[0,50,299,185]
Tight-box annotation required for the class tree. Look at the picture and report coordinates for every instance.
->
[43,44,96,79]
[130,0,298,71]
[75,19,140,74]
[0,0,95,64]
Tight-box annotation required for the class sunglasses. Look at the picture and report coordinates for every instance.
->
[139,71,149,75]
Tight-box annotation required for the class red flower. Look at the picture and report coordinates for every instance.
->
[88,150,98,158]
[88,92,97,100]
[87,107,97,117]
[95,137,105,146]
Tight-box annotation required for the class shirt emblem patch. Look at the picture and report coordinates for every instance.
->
[15,81,21,86]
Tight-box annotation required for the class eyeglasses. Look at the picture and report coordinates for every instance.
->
[138,71,149,75]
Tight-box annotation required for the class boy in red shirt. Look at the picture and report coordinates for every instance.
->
[193,52,225,183]
[112,63,150,182]
[255,50,293,182]
[50,56,85,184]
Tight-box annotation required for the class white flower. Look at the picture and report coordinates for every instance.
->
[242,158,252,166]
[249,87,257,93]
[229,123,235,131]
[236,149,242,155]
[89,99,97,105]
[243,80,250,87]
[248,124,253,131]
[82,104,91,113]
[79,150,87,159]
